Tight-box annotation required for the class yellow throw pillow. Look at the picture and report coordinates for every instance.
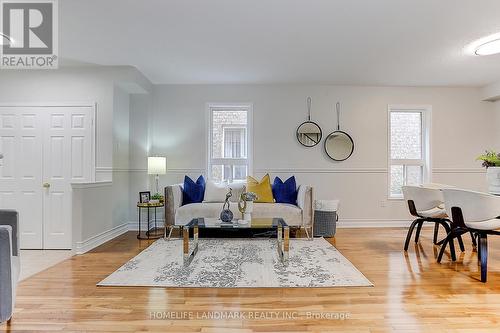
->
[247,174,274,203]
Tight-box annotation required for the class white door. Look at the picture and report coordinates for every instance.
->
[0,107,44,248]
[0,105,94,249]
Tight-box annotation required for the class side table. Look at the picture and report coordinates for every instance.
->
[137,202,164,240]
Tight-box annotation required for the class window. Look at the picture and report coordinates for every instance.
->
[388,105,431,198]
[208,104,252,182]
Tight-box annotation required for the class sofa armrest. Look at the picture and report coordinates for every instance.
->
[297,185,313,229]
[0,210,18,257]
[0,225,13,323]
[164,185,183,227]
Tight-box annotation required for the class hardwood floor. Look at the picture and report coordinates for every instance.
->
[3,227,500,332]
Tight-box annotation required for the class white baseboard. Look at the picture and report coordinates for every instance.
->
[128,219,165,231]
[75,223,129,255]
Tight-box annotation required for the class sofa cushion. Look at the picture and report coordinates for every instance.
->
[272,176,298,205]
[203,180,229,203]
[175,202,302,226]
[252,203,302,226]
[175,203,228,225]
[202,181,246,203]
[247,174,274,203]
[182,175,205,205]
[229,182,246,203]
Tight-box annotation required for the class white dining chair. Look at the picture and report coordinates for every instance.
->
[402,186,458,255]
[442,189,500,282]
[420,183,457,190]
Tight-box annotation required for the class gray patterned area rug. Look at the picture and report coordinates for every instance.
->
[98,238,373,288]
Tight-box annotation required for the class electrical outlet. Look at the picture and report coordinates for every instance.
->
[380,201,387,208]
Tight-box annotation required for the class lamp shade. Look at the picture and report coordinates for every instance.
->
[148,156,166,175]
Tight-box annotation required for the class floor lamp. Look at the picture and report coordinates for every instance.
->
[148,156,166,195]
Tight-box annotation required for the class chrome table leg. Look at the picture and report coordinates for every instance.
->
[183,224,199,266]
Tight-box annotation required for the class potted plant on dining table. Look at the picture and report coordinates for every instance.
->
[477,150,500,195]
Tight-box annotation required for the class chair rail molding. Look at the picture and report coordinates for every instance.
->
[96,166,483,175]
[432,168,485,174]
[255,167,484,175]
[96,167,206,174]
[255,168,387,174]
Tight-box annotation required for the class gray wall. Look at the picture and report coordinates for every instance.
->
[150,84,498,224]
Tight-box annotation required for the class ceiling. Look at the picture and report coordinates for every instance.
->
[60,0,500,86]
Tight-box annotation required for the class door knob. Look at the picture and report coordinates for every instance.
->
[43,182,50,188]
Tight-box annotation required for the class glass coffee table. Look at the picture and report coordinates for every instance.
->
[181,218,289,266]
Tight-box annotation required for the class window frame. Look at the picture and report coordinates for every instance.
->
[206,103,253,182]
[222,126,247,159]
[387,105,432,199]
[222,126,247,181]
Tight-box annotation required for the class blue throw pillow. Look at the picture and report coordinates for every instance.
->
[182,175,205,205]
[272,176,297,205]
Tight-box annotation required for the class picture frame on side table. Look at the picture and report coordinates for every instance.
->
[139,191,151,203]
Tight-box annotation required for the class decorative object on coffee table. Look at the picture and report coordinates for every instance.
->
[220,188,234,223]
[477,150,500,195]
[238,189,258,221]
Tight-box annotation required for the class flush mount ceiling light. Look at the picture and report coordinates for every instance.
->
[466,32,500,56]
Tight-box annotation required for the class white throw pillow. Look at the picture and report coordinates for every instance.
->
[203,180,230,203]
[229,182,246,202]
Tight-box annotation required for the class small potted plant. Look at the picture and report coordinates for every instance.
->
[150,193,164,204]
[477,150,500,195]
[238,190,258,221]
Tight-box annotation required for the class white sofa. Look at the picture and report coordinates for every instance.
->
[164,182,313,229]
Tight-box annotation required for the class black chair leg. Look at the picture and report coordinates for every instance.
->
[404,219,420,251]
[449,234,457,261]
[479,233,488,283]
[437,234,450,263]
[414,221,424,243]
[435,221,451,245]
[441,221,451,234]
[470,231,477,250]
[433,223,439,245]
[437,227,459,262]
[457,234,465,252]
